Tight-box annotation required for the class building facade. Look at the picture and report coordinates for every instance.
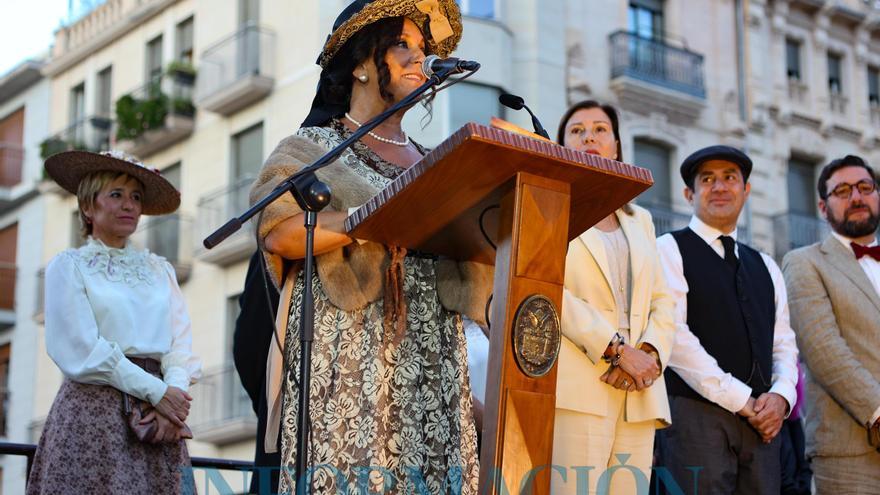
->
[3,0,879,491]
[0,59,50,495]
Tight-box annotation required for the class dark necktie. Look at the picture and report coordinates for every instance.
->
[852,242,880,261]
[720,235,738,269]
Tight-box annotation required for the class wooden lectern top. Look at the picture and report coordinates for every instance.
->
[346,123,652,264]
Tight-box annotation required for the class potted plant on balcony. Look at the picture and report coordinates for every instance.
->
[167,60,197,85]
[115,91,169,142]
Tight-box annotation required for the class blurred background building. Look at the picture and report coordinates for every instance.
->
[0,0,878,491]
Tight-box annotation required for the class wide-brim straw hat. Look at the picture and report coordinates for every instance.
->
[318,0,463,68]
[44,150,181,215]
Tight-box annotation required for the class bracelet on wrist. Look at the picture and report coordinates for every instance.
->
[602,332,625,364]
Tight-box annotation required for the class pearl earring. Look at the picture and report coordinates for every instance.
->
[357,73,368,83]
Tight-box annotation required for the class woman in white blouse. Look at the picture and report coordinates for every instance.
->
[551,101,675,495]
[27,151,200,494]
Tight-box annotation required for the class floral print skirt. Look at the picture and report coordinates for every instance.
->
[26,379,196,495]
[279,257,480,494]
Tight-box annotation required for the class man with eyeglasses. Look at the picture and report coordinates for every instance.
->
[782,154,880,493]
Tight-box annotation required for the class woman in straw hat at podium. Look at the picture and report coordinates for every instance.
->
[249,0,490,492]
[27,150,200,494]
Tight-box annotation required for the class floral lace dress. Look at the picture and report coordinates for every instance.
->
[278,121,480,494]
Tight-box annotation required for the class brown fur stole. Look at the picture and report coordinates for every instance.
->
[248,133,493,325]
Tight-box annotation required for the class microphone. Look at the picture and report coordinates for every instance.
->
[498,93,550,140]
[421,55,480,79]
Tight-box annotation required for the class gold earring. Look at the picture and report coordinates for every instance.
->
[357,73,368,83]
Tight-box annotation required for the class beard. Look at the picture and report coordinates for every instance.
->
[828,202,880,238]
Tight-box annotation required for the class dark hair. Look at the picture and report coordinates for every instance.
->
[556,100,623,162]
[817,154,878,199]
[320,17,404,109]
[556,100,632,215]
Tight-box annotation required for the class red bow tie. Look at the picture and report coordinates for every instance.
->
[852,242,880,261]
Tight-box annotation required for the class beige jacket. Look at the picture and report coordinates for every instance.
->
[783,236,880,457]
[556,205,675,426]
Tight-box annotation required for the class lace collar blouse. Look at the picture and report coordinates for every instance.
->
[44,237,201,406]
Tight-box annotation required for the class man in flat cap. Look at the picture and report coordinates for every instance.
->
[653,145,799,493]
[782,155,880,493]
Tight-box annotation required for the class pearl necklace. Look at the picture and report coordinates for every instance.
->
[345,113,409,147]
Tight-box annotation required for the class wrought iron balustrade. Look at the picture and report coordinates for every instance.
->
[609,30,706,98]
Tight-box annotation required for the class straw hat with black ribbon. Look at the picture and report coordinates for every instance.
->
[44,150,181,215]
[302,0,463,127]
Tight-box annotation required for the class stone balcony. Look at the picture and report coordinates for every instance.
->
[196,25,276,116]
[608,31,706,125]
[130,213,194,284]
[39,115,112,160]
[188,365,256,445]
[115,74,195,158]
[195,176,256,267]
[44,0,178,77]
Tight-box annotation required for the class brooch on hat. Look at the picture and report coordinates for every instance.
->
[415,0,453,43]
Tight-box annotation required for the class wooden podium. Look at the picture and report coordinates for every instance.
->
[346,123,652,493]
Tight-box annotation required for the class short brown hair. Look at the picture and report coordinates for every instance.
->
[76,171,143,238]
[817,155,878,199]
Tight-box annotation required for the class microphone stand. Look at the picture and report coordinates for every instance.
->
[202,67,461,493]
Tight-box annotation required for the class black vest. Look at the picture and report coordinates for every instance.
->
[665,228,776,402]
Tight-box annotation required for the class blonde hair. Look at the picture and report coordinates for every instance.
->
[76,171,144,238]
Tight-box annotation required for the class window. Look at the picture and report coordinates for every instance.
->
[787,159,816,216]
[0,343,9,437]
[828,53,843,95]
[0,223,17,313]
[0,108,24,187]
[628,0,664,40]
[69,83,85,126]
[147,163,182,263]
[176,17,194,64]
[785,39,801,80]
[146,35,164,83]
[232,123,263,213]
[96,66,113,117]
[633,139,671,207]
[232,123,263,180]
[456,0,495,18]
[869,67,879,106]
[448,82,504,133]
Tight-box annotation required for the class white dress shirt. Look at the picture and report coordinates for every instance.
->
[656,216,799,414]
[463,317,489,404]
[831,232,880,297]
[830,232,880,423]
[44,238,201,406]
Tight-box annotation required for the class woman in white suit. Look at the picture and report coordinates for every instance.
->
[551,101,676,495]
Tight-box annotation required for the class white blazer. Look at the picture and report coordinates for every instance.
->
[556,205,675,426]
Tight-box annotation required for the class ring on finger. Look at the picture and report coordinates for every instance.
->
[621,379,629,387]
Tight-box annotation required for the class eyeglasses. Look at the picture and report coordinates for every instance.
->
[828,179,877,199]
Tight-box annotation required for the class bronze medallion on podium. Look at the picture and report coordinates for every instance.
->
[512,294,561,378]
